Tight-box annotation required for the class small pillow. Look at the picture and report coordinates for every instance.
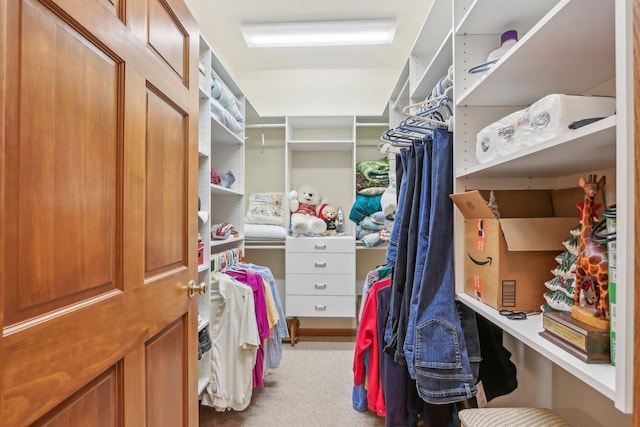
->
[244,192,286,226]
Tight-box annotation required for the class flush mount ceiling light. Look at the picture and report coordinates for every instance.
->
[240,19,397,48]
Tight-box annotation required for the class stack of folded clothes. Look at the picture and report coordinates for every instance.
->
[350,158,393,248]
[211,222,240,240]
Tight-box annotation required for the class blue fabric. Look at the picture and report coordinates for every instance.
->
[411,128,481,404]
[404,136,432,379]
[349,194,383,224]
[394,142,424,371]
[385,150,409,265]
[377,286,410,427]
[237,263,289,372]
[384,144,417,355]
[352,384,368,412]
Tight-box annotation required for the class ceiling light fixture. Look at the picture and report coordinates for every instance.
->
[240,19,397,48]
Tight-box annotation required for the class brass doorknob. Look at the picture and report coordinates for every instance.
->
[187,280,207,298]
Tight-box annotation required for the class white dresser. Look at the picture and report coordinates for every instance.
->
[285,236,356,341]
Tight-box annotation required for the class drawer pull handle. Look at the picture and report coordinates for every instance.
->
[314,244,327,250]
[314,305,327,311]
[314,261,327,268]
[314,283,327,289]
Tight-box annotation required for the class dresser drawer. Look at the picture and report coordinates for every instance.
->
[286,295,356,317]
[286,252,355,275]
[285,273,355,296]
[286,237,354,253]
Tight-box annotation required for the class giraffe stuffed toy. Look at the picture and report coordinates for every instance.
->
[573,175,609,319]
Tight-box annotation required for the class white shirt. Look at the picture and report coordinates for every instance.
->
[201,273,260,411]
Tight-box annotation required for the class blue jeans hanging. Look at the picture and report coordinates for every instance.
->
[411,128,481,404]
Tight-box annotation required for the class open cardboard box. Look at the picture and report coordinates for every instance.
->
[450,188,589,311]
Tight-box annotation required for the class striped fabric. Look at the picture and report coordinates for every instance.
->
[459,408,571,427]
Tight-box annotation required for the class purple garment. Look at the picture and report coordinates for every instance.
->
[227,269,270,388]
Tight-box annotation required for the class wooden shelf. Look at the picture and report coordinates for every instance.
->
[457,293,615,401]
[456,115,616,179]
[410,30,452,101]
[210,114,245,145]
[456,0,615,107]
[197,377,209,395]
[287,140,353,151]
[210,184,243,196]
[245,241,286,250]
[210,235,244,249]
[455,0,558,35]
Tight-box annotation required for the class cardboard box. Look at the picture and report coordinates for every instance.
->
[451,188,586,311]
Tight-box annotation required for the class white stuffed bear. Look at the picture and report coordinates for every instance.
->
[289,185,327,235]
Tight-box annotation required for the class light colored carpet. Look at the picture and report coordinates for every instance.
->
[199,337,386,427]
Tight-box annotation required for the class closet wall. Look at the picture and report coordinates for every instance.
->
[384,0,632,423]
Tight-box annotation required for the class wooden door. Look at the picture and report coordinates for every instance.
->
[0,0,200,425]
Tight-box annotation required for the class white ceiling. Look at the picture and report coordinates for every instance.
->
[185,0,435,118]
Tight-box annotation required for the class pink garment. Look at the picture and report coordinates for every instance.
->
[226,269,270,388]
[295,203,317,216]
[353,276,391,417]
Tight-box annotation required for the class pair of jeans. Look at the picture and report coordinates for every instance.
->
[403,136,433,379]
[385,149,409,265]
[410,128,481,404]
[384,145,417,357]
[393,142,425,366]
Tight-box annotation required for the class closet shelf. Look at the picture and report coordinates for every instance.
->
[455,0,558,35]
[198,85,209,100]
[456,115,616,179]
[287,140,354,151]
[391,78,410,113]
[355,122,389,128]
[198,150,209,158]
[412,0,452,57]
[456,0,614,107]
[457,293,615,401]
[410,30,452,101]
[245,241,286,250]
[198,263,209,273]
[210,184,243,196]
[198,318,209,331]
[198,377,209,395]
[210,235,244,249]
[210,114,245,145]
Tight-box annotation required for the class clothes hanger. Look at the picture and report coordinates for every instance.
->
[380,128,420,148]
[401,85,453,118]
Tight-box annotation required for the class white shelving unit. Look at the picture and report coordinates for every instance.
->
[387,0,633,420]
[196,34,246,398]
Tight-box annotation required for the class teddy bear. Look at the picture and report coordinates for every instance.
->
[289,185,327,235]
[318,204,338,235]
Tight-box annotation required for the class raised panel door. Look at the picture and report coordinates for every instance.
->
[0,0,200,425]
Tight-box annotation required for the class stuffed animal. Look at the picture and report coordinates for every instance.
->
[289,185,327,235]
[318,204,338,235]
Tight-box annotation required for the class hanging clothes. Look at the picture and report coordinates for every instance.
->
[201,273,260,411]
[353,276,392,417]
[225,269,270,388]
[406,127,481,404]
